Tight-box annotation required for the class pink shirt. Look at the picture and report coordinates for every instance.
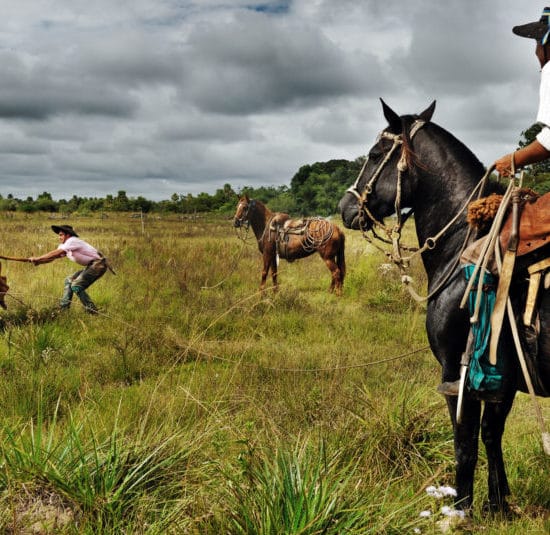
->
[58,236,100,266]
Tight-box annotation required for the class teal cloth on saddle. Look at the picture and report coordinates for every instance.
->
[463,264,503,392]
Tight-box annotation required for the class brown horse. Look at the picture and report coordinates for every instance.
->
[234,195,346,295]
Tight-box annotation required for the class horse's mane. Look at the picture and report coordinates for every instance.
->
[399,114,504,197]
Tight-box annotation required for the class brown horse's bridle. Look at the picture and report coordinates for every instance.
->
[235,198,256,229]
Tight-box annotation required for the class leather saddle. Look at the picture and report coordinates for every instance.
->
[269,215,308,238]
[463,192,550,396]
[499,192,550,256]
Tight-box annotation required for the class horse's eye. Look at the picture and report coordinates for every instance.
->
[369,148,383,161]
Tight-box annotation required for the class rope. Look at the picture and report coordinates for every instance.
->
[188,344,431,373]
[301,218,334,252]
[362,143,495,303]
[397,166,492,300]
[1,284,431,375]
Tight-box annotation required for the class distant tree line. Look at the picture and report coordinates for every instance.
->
[0,158,365,217]
[1,142,548,217]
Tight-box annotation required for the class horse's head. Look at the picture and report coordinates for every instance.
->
[234,194,252,228]
[339,99,436,231]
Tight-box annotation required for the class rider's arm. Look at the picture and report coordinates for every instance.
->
[494,139,550,176]
[29,248,66,265]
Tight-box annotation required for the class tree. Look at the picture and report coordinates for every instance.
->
[518,123,550,174]
[113,190,130,211]
[35,191,58,212]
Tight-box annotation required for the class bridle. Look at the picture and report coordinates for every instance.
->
[234,198,255,229]
[346,119,426,261]
[348,121,427,242]
[348,118,489,302]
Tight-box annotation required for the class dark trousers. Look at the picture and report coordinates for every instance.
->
[60,258,107,312]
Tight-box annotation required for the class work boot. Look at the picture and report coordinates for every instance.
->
[437,380,460,396]
[72,286,98,314]
[85,304,98,315]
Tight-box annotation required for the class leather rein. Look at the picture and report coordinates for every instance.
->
[347,119,489,302]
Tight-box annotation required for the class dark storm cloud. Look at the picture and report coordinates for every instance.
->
[0,50,137,120]
[76,31,182,87]
[158,113,256,142]
[179,12,386,115]
[392,3,528,94]
[0,1,546,200]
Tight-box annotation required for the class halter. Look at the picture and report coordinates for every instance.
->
[346,119,426,265]
[235,198,255,229]
[349,119,489,302]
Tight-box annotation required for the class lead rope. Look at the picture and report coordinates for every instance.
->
[357,122,492,303]
[397,166,491,303]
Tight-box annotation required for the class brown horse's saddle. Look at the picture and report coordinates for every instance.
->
[269,214,308,237]
[282,219,307,234]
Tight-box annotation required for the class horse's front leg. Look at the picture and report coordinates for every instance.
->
[321,255,342,295]
[446,396,481,511]
[270,253,279,291]
[481,395,515,512]
[260,252,270,292]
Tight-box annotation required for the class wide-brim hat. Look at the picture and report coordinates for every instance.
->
[513,7,550,43]
[51,224,79,237]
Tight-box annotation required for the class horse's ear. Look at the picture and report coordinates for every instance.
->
[419,100,436,122]
[380,98,401,131]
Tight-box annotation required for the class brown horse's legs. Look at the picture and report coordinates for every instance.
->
[270,255,278,291]
[260,249,279,292]
[323,257,342,296]
[260,254,270,292]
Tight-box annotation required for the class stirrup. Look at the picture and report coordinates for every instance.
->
[437,381,460,396]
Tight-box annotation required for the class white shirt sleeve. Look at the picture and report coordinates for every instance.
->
[536,62,550,150]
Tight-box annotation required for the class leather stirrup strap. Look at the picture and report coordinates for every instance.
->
[489,187,520,365]
[523,257,550,326]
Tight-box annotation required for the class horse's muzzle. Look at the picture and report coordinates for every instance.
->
[234,219,242,228]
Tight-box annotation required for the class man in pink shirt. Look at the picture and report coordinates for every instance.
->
[29,225,107,314]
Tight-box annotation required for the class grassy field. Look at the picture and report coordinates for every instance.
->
[0,211,547,533]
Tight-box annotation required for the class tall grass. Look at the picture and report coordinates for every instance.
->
[0,211,546,533]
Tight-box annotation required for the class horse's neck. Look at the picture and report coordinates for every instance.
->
[412,131,485,284]
[249,203,272,240]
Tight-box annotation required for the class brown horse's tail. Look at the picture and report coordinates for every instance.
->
[337,231,346,282]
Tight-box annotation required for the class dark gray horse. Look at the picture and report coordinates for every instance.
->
[339,100,550,513]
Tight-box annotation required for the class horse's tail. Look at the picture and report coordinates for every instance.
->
[337,230,346,282]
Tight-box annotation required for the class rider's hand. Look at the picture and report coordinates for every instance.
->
[494,154,514,177]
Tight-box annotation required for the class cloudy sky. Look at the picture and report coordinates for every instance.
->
[0,1,546,201]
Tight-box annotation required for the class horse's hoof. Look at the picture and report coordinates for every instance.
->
[482,500,516,518]
[436,513,473,533]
